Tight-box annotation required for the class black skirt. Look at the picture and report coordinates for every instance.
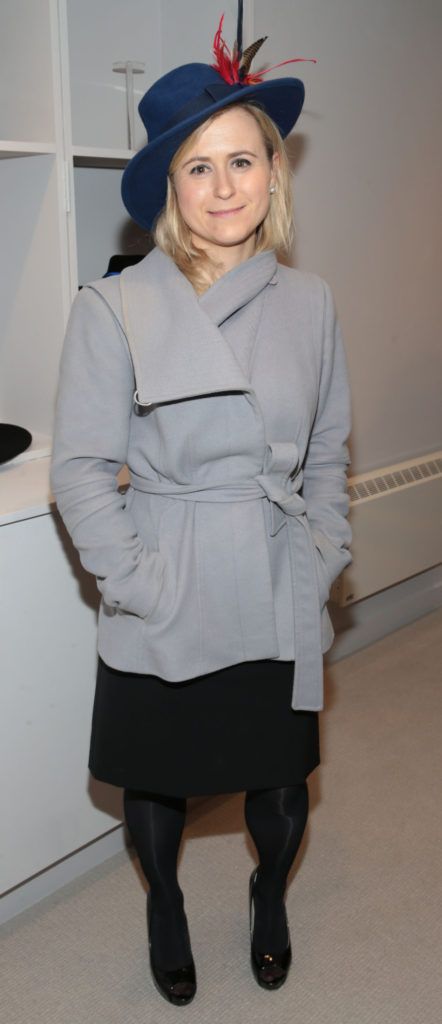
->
[88,656,320,797]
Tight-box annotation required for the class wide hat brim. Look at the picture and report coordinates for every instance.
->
[0,424,32,464]
[121,77,304,232]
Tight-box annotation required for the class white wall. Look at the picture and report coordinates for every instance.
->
[254,0,442,472]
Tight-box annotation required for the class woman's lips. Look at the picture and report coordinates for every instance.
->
[208,206,245,217]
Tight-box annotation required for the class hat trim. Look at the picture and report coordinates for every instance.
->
[163,80,249,134]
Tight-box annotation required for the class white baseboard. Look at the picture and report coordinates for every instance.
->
[0,826,129,925]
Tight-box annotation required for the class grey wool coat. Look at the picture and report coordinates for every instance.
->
[50,246,353,711]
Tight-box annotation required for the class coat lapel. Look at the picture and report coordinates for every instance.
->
[119,247,277,406]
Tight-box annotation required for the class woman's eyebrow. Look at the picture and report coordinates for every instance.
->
[181,150,258,167]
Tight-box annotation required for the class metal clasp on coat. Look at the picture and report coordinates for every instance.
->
[133,389,153,416]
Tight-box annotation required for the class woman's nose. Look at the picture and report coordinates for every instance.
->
[213,167,235,198]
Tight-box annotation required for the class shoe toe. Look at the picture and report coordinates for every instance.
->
[169,965,196,1000]
[258,955,287,986]
[170,979,196,1001]
[152,962,196,1004]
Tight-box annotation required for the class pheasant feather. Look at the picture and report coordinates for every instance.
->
[239,37,268,78]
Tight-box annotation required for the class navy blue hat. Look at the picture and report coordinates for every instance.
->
[121,12,314,231]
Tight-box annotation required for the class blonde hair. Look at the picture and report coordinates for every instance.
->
[153,103,294,294]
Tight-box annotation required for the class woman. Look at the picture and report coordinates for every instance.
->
[50,10,352,1007]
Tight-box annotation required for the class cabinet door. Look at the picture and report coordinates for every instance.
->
[0,513,122,895]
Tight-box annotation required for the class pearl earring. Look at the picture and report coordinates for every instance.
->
[269,185,277,194]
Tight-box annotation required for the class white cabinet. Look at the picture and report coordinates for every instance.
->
[0,0,245,902]
[0,512,107,894]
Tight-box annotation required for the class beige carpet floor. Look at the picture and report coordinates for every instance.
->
[1,607,441,1024]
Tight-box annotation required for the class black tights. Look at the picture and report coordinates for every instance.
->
[124,783,308,969]
[244,784,309,951]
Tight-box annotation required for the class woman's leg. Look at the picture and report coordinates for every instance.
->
[124,788,192,970]
[244,782,309,951]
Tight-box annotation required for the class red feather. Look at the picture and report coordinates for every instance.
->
[210,14,317,86]
[211,15,240,84]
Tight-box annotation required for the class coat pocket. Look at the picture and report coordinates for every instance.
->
[311,526,348,609]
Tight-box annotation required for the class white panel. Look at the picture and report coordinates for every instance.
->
[67,0,162,151]
[0,155,66,435]
[0,456,53,527]
[254,0,442,475]
[0,513,121,895]
[0,0,55,142]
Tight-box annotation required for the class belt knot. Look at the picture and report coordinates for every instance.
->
[256,441,305,536]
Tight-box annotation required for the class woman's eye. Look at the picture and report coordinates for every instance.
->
[233,158,251,168]
[190,164,209,175]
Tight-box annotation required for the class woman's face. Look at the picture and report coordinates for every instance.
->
[172,106,279,269]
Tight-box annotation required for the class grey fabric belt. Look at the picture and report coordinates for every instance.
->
[130,442,324,710]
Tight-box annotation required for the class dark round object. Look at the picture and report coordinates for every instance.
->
[0,424,32,464]
[89,657,319,797]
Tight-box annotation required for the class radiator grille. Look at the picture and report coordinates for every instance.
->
[348,453,442,504]
[332,450,442,605]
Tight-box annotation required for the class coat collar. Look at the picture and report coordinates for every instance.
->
[198,248,278,326]
[119,246,278,406]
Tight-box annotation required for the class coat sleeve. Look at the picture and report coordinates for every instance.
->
[50,285,165,619]
[302,278,353,604]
